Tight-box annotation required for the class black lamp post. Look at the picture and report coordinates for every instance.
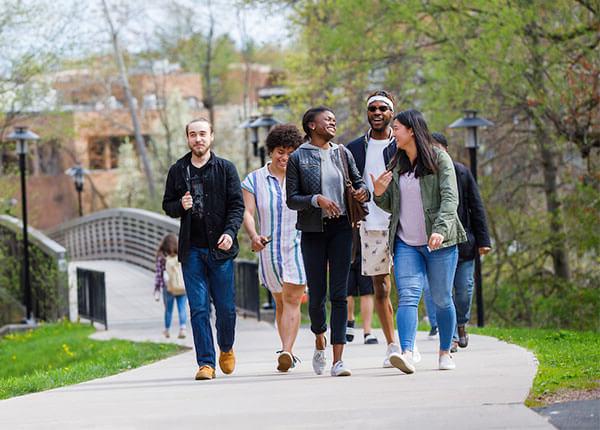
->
[246,114,281,165]
[240,115,260,157]
[7,126,40,323]
[449,110,493,327]
[65,164,88,216]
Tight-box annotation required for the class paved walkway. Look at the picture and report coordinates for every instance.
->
[0,261,554,429]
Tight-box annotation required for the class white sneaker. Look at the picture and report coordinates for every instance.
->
[439,353,456,370]
[413,344,422,363]
[330,360,352,376]
[312,349,326,375]
[383,343,400,368]
[389,352,416,374]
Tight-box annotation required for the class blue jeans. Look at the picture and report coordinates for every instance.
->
[163,289,188,329]
[182,247,236,368]
[423,278,437,329]
[452,259,475,339]
[393,239,458,352]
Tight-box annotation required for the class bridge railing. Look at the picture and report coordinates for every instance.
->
[0,215,68,322]
[48,208,262,321]
[47,208,179,272]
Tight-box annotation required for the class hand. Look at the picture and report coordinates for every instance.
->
[352,187,369,203]
[181,191,193,210]
[479,246,491,256]
[369,171,393,197]
[428,233,444,250]
[251,235,269,252]
[217,234,233,251]
[317,195,342,218]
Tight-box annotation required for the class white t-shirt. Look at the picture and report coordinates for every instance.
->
[364,138,392,230]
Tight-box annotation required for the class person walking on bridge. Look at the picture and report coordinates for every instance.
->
[162,117,244,381]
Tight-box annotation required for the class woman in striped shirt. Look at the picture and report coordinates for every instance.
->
[241,124,307,372]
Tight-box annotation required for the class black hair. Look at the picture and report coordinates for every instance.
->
[301,106,334,141]
[185,117,212,136]
[266,124,304,154]
[431,132,448,148]
[388,109,437,178]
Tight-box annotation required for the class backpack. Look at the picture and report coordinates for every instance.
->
[163,255,186,296]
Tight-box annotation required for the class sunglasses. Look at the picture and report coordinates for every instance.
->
[368,105,390,113]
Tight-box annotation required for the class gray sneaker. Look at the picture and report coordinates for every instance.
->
[312,349,326,375]
[330,360,352,376]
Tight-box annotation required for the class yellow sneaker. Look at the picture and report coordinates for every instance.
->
[219,350,236,374]
[195,365,216,380]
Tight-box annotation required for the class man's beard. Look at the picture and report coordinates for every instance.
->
[190,145,208,158]
[369,118,391,132]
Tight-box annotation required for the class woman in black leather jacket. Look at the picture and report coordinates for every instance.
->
[286,106,369,377]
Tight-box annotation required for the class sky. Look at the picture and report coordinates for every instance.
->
[1,0,291,74]
[67,0,292,56]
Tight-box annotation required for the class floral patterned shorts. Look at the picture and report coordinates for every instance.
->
[359,223,392,276]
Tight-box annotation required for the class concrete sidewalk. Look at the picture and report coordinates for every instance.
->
[0,261,554,429]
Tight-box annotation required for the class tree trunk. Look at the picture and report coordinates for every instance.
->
[101,0,156,198]
[537,131,571,280]
[202,0,216,131]
[527,23,571,280]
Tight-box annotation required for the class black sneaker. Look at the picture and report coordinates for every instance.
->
[428,326,438,339]
[364,333,379,344]
[346,321,355,342]
[457,325,469,348]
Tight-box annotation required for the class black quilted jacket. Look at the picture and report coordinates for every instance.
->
[286,142,369,232]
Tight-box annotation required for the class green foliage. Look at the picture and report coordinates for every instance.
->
[471,326,600,406]
[0,226,66,322]
[0,321,182,399]
[283,0,600,329]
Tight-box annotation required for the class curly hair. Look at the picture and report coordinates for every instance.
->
[266,124,304,154]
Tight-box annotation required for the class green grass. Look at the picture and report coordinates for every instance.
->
[470,327,600,407]
[0,320,184,400]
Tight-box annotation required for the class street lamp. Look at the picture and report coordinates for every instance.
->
[246,114,281,165]
[65,164,89,217]
[7,126,40,323]
[240,115,259,157]
[449,110,493,327]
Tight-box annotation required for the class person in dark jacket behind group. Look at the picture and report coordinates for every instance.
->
[431,132,492,350]
[162,117,244,381]
[286,106,370,377]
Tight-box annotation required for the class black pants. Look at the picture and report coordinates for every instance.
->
[301,216,352,345]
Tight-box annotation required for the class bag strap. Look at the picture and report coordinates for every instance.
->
[338,146,352,187]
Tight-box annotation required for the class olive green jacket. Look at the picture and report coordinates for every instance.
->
[373,146,467,254]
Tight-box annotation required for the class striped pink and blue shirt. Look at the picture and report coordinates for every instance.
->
[242,163,306,292]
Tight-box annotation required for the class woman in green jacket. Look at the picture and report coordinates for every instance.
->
[371,109,466,373]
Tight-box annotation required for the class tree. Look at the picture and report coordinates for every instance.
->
[157,0,239,133]
[280,0,599,328]
[101,0,156,198]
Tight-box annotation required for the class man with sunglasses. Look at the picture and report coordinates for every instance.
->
[346,91,420,367]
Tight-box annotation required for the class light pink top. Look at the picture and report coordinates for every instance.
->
[396,171,428,246]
